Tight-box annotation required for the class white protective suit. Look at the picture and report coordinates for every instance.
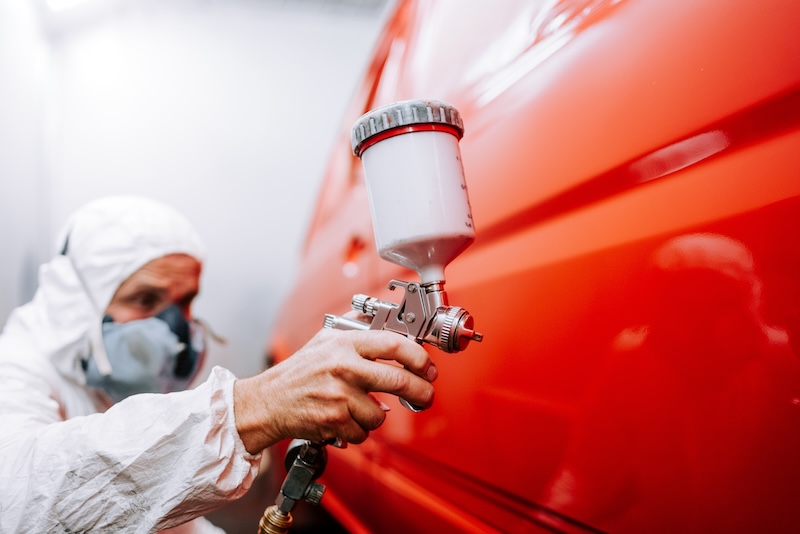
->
[0,196,261,533]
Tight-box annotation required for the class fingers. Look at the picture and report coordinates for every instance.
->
[332,329,437,411]
[309,390,389,445]
[348,329,438,382]
[325,329,436,411]
[343,394,389,444]
[346,357,433,411]
[235,328,439,452]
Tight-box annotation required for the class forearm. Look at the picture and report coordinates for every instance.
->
[0,366,260,533]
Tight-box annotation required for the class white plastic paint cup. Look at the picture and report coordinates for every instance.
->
[351,100,475,284]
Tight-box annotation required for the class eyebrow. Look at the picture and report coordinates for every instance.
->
[122,284,168,299]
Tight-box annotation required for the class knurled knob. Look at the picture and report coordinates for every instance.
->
[351,99,464,157]
[439,307,463,353]
[305,482,325,506]
[351,294,369,313]
[351,294,378,316]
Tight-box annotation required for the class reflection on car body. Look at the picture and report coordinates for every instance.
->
[543,233,800,532]
[269,0,800,531]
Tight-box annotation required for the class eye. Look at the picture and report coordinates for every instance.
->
[129,291,165,312]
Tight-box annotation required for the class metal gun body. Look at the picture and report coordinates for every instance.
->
[323,279,482,353]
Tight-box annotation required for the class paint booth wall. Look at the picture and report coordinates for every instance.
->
[0,0,389,379]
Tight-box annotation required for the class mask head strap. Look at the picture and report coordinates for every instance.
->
[62,232,114,377]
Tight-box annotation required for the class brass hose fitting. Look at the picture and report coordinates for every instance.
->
[258,505,293,534]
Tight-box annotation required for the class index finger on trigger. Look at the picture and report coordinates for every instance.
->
[349,330,438,383]
[352,359,435,411]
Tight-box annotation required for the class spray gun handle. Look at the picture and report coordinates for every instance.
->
[323,309,427,412]
[323,279,483,411]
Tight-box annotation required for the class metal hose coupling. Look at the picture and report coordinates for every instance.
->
[258,506,293,534]
[258,440,328,534]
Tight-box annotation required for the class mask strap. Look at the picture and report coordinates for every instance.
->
[193,317,227,345]
[63,243,114,377]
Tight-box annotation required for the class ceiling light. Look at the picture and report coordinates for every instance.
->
[46,0,95,12]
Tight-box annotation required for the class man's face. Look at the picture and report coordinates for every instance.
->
[105,253,202,323]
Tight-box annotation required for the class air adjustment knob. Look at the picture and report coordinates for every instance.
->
[305,482,325,506]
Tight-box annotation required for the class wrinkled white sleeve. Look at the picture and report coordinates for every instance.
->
[0,365,261,533]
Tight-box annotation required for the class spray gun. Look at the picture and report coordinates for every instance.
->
[258,100,482,533]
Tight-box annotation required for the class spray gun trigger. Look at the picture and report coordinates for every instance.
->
[322,438,347,449]
[399,398,426,413]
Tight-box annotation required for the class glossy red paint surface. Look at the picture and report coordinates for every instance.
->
[270,0,800,531]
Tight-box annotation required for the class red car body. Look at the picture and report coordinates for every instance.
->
[269,0,800,531]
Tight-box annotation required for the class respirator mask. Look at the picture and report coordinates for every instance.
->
[84,304,207,403]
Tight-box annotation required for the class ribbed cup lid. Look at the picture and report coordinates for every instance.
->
[351,99,464,157]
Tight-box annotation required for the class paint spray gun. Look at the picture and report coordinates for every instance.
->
[258,100,482,533]
[325,98,483,408]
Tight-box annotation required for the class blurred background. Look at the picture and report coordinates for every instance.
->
[1,2,391,528]
[0,0,391,382]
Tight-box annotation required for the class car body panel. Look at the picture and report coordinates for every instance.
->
[270,0,800,531]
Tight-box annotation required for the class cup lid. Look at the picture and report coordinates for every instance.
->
[351,99,464,157]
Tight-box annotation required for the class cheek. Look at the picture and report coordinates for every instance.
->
[179,303,193,320]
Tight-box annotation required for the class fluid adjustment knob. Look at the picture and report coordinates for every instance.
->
[438,307,483,353]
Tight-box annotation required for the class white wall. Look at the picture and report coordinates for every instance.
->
[0,0,51,321]
[3,0,389,379]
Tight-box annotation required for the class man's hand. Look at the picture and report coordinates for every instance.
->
[233,328,437,454]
